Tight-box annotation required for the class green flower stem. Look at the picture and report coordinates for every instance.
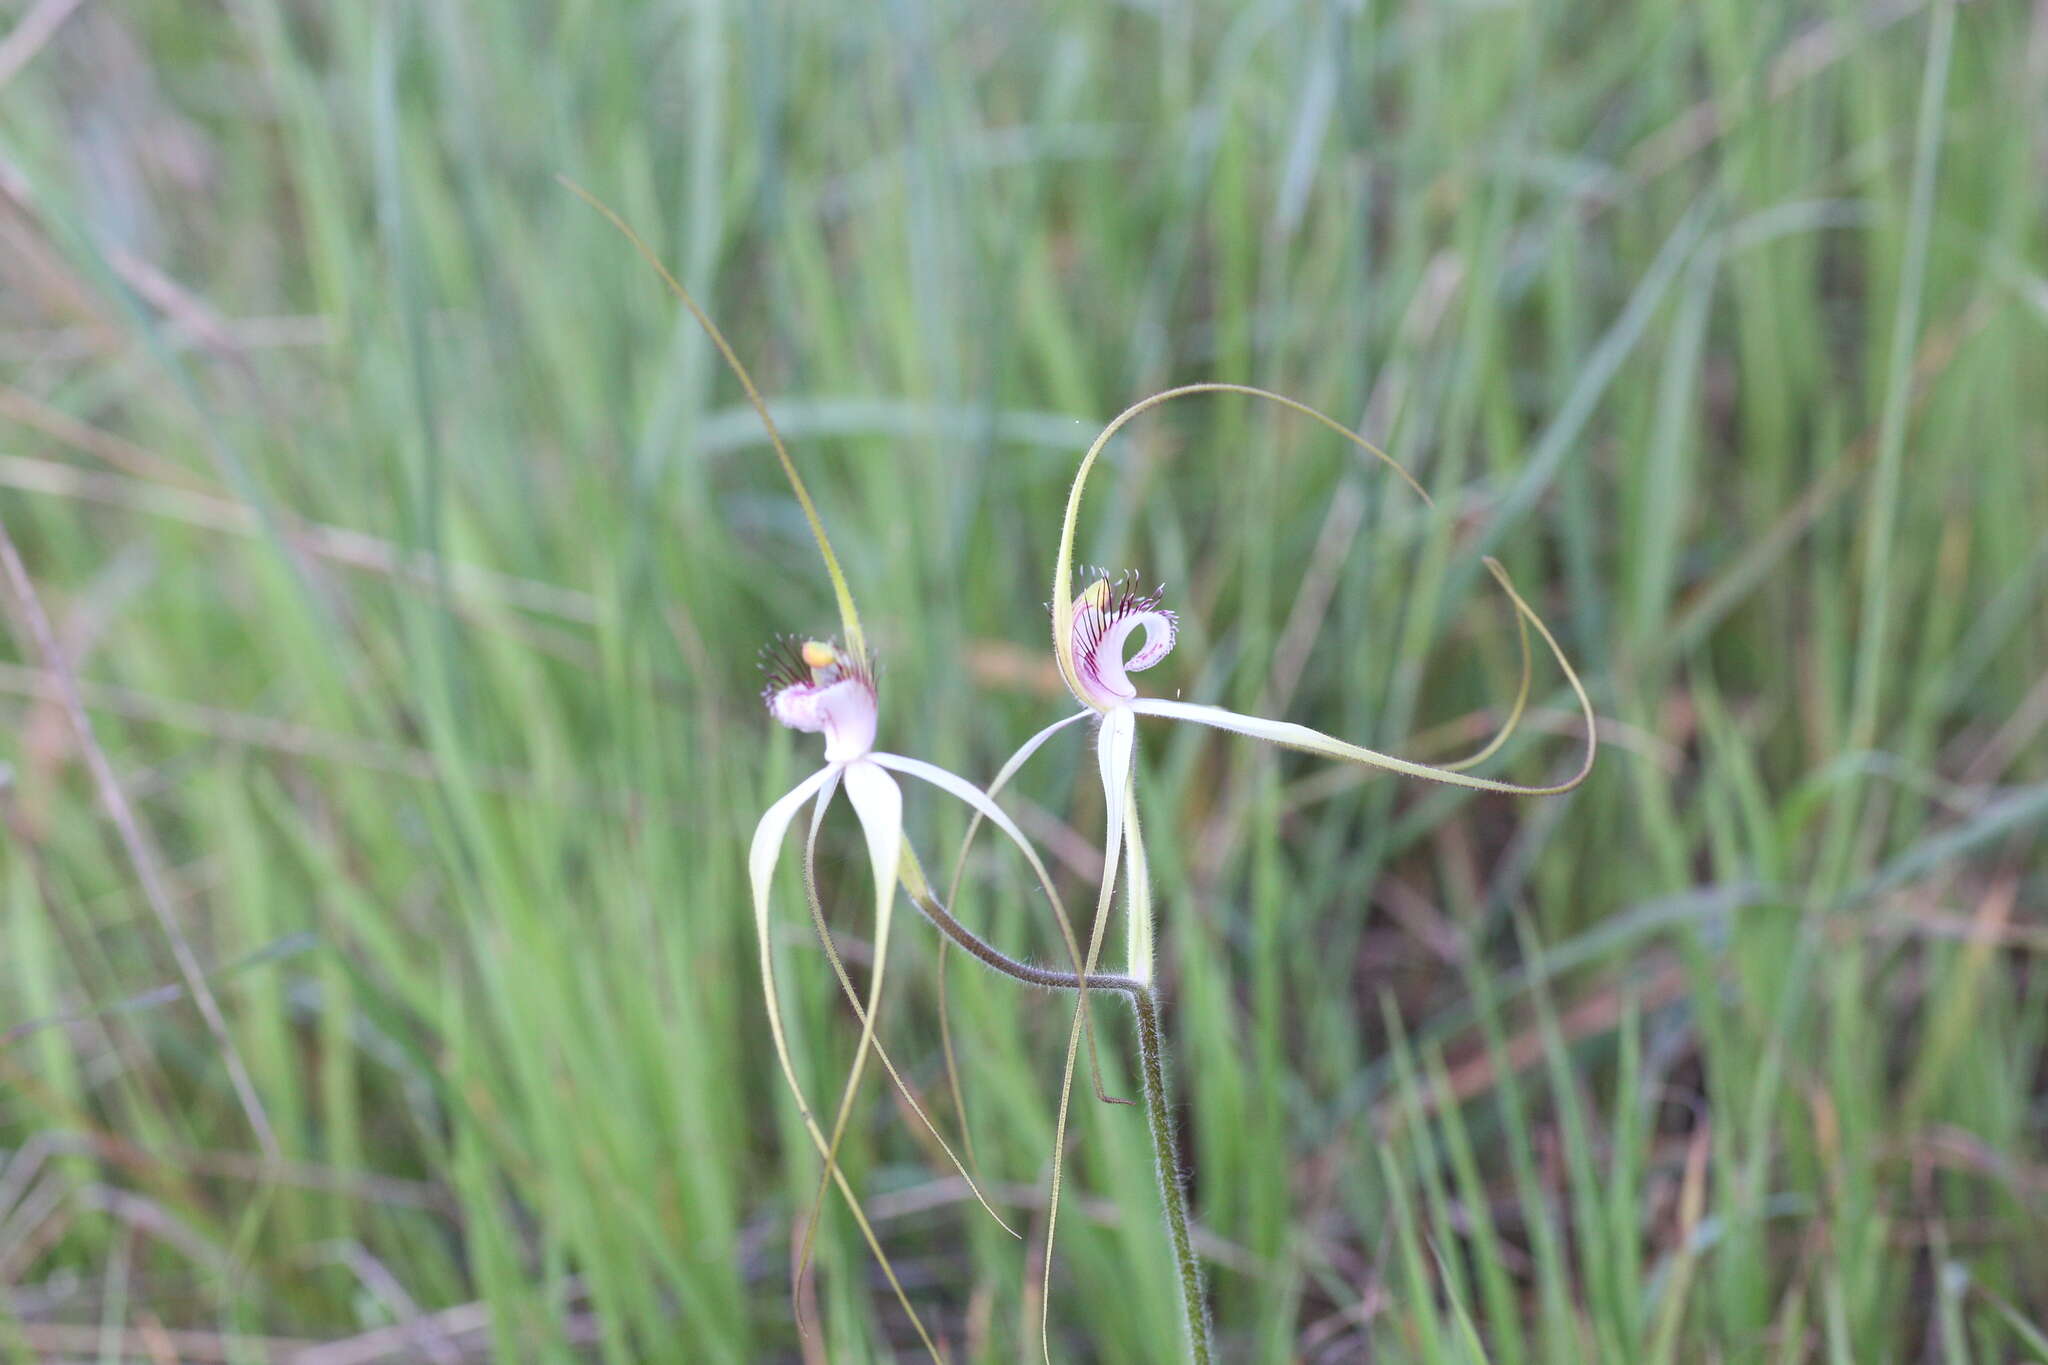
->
[1131,982,1209,1363]
[908,888,1141,995]
[906,888,1212,1361]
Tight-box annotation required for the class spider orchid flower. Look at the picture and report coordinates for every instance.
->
[985,383,1600,993]
[749,634,1096,1357]
[959,383,1600,1363]
[565,188,1107,1358]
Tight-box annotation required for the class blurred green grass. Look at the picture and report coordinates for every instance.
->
[1,0,2044,1359]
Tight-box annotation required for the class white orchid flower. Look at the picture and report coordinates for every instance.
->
[951,382,1599,1362]
[752,630,1117,1359]
[960,383,1596,991]
[1043,387,1596,988]
[566,180,1119,1358]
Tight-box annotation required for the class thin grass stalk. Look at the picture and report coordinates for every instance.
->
[0,514,279,1158]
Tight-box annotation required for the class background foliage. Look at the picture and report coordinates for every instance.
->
[1,0,2043,1359]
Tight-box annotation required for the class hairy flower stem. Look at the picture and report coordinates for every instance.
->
[906,889,1212,1361]
[1131,984,1209,1363]
[909,889,1140,995]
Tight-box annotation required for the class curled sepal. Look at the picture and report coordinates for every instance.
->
[747,768,940,1361]
[793,760,905,1301]
[1050,383,1562,778]
[1438,586,1533,774]
[1127,559,1595,795]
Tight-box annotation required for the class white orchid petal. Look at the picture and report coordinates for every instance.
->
[1036,704,1138,1362]
[1121,777,1154,985]
[1131,693,1583,796]
[790,759,906,1331]
[795,794,1018,1240]
[1121,554,1595,793]
[868,751,1087,972]
[791,764,1021,1275]
[1090,706,1136,977]
[748,765,840,1134]
[749,765,941,1361]
[812,762,903,1171]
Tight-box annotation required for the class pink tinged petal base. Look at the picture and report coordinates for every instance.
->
[769,677,878,763]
